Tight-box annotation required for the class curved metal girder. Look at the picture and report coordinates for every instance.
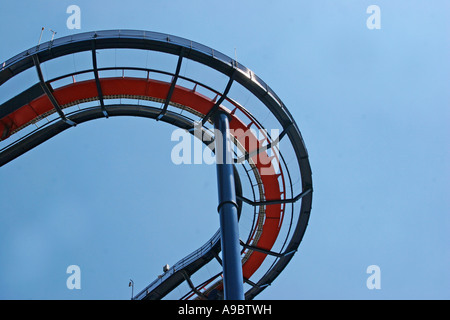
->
[0,30,313,300]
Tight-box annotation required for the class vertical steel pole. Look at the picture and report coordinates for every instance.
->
[214,111,244,300]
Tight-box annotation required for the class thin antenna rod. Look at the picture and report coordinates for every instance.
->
[49,29,57,41]
[129,279,134,300]
[38,27,44,45]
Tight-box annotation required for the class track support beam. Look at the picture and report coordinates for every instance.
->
[214,111,244,300]
[31,55,76,127]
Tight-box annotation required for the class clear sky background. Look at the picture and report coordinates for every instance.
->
[0,0,448,300]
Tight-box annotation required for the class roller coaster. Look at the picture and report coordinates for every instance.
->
[0,30,313,300]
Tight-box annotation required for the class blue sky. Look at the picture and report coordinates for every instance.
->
[0,0,449,299]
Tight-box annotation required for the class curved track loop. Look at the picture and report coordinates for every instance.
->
[0,30,313,300]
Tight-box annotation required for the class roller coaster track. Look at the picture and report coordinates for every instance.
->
[0,30,313,300]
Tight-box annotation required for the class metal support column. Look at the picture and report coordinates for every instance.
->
[214,111,244,300]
